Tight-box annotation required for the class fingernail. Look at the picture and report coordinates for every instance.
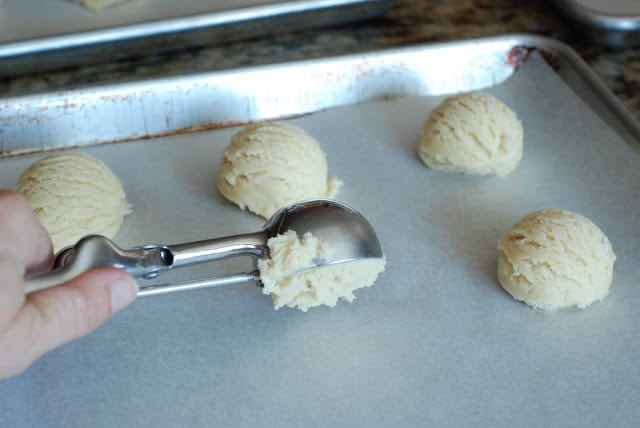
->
[111,276,138,313]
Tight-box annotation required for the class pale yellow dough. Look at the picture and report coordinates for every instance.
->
[16,151,131,252]
[418,92,523,175]
[217,121,342,219]
[71,0,129,11]
[258,230,386,312]
[497,209,616,310]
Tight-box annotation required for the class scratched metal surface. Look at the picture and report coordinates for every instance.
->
[553,0,640,29]
[0,0,390,76]
[2,34,639,158]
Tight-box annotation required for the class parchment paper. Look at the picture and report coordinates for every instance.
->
[0,54,638,427]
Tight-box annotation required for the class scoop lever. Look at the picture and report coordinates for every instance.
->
[24,236,172,294]
[23,199,383,296]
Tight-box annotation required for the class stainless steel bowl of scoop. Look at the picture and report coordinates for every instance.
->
[24,199,383,297]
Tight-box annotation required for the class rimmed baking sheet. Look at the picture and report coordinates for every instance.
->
[0,35,638,426]
[551,0,640,46]
[0,0,390,77]
[1,35,638,156]
[552,0,640,30]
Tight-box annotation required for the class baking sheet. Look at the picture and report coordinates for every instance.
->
[0,47,639,426]
[2,35,639,157]
[552,0,640,46]
[553,0,640,27]
[565,0,640,14]
[0,0,390,77]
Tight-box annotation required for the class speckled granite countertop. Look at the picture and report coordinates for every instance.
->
[2,0,640,119]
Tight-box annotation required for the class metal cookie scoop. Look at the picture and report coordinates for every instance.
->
[24,199,383,297]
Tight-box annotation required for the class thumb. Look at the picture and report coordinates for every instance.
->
[5,268,137,375]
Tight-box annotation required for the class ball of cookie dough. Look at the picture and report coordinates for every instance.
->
[217,121,342,219]
[258,230,386,312]
[417,92,523,175]
[71,0,129,11]
[16,151,131,252]
[497,209,616,310]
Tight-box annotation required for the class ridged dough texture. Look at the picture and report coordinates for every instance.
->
[417,92,523,175]
[16,151,131,252]
[216,121,342,219]
[497,209,616,310]
[258,230,386,312]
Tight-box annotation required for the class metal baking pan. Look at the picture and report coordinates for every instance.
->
[552,0,640,46]
[1,34,638,156]
[0,0,391,78]
[0,34,639,426]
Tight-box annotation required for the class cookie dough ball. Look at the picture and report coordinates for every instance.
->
[258,230,386,311]
[71,0,129,11]
[16,151,131,252]
[217,121,342,219]
[497,209,616,310]
[417,92,523,175]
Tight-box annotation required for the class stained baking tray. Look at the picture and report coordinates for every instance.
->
[0,0,391,77]
[552,0,640,46]
[0,34,639,426]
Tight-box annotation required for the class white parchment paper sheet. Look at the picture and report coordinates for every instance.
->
[0,54,638,426]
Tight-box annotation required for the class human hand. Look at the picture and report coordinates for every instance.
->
[0,190,137,379]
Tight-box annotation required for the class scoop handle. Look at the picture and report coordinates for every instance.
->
[24,231,268,295]
[166,231,266,268]
[24,235,171,294]
[137,271,261,297]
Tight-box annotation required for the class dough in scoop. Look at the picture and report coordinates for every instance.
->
[258,230,386,312]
